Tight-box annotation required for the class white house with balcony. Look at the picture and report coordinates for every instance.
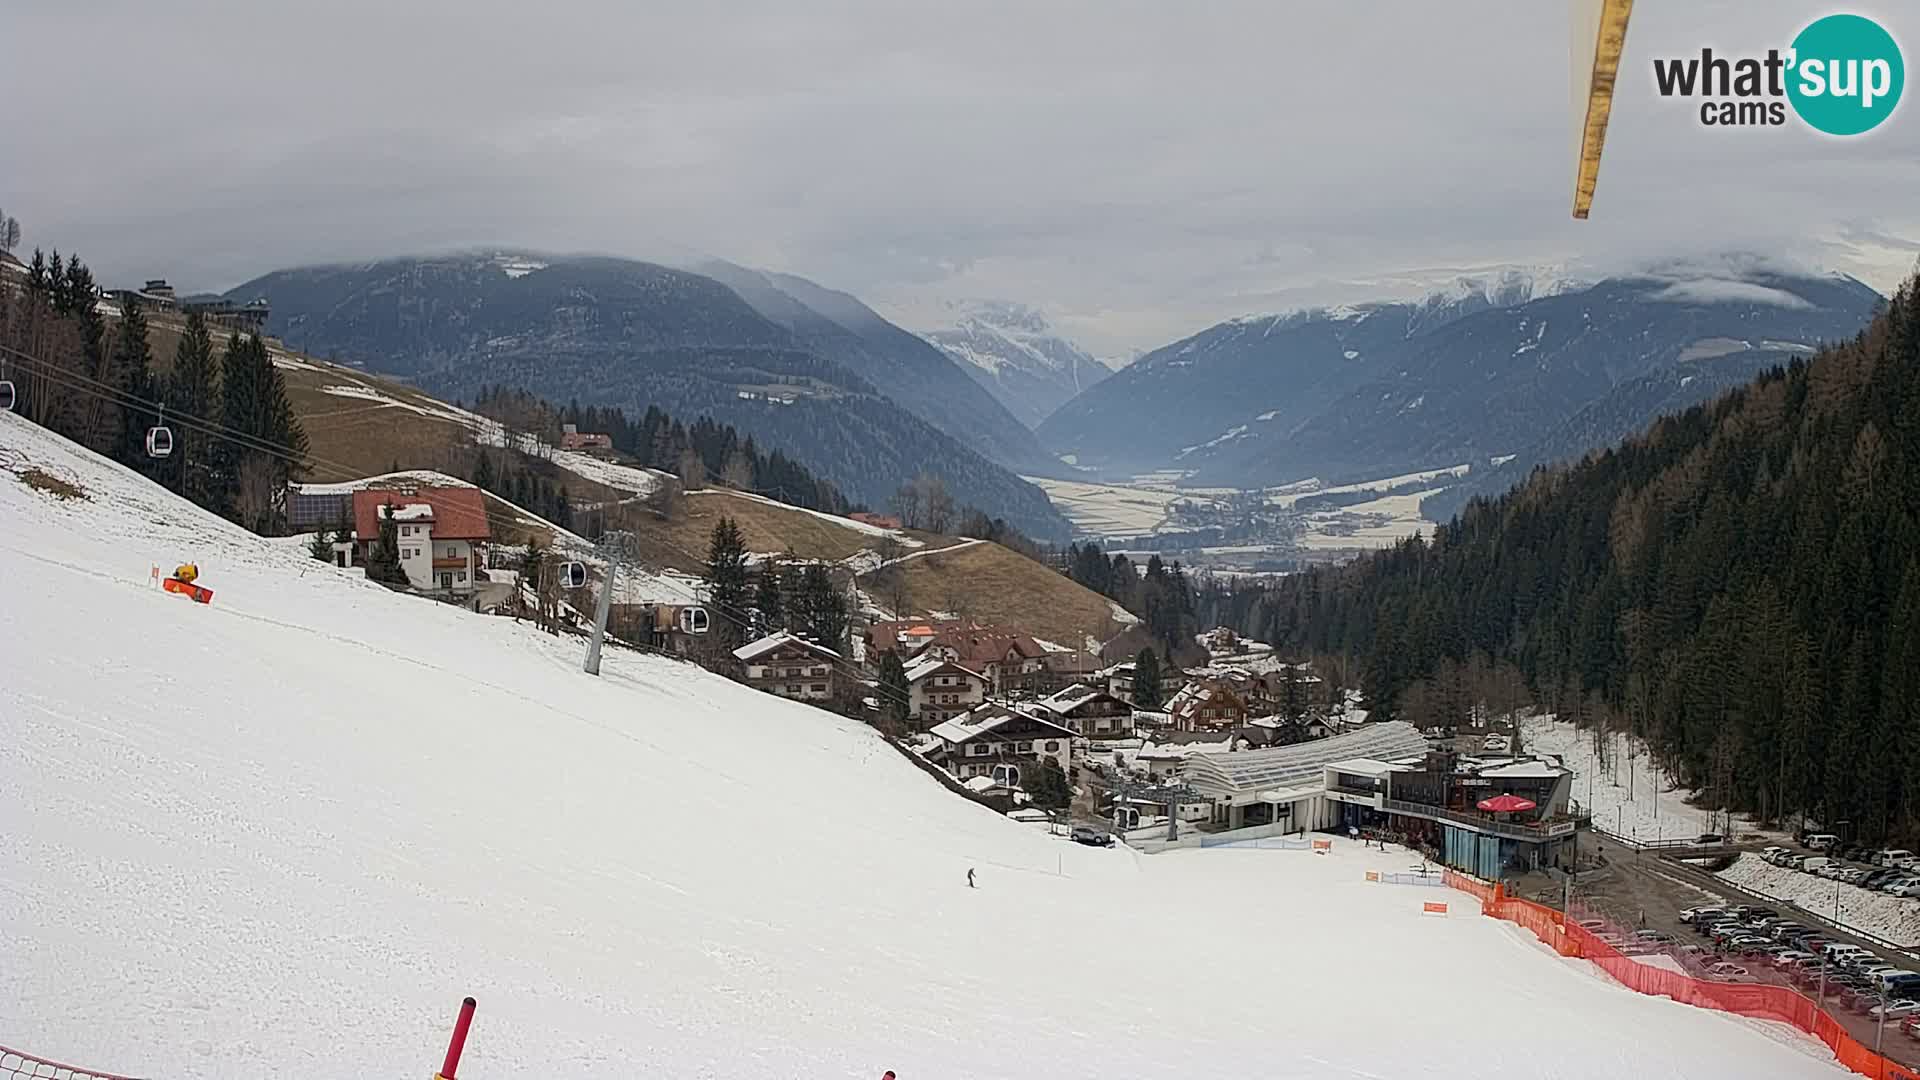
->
[733,632,842,703]
[924,703,1076,788]
[903,656,988,728]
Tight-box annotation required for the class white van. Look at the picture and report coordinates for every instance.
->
[1876,849,1916,867]
[1802,856,1832,873]
[1804,833,1840,850]
[1825,943,1872,964]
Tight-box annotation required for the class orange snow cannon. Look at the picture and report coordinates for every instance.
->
[162,563,214,604]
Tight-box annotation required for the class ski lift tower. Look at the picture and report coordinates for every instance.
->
[1108,771,1209,843]
[583,530,642,676]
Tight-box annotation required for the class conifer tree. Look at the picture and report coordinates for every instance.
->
[878,651,911,733]
[168,310,220,508]
[1132,648,1163,710]
[364,503,409,586]
[799,563,848,651]
[755,561,785,633]
[110,298,155,471]
[704,516,751,647]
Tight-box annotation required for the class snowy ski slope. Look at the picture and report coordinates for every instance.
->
[0,412,1848,1079]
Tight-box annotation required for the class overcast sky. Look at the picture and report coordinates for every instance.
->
[3,1,1915,355]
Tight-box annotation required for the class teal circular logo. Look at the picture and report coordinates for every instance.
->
[1787,14,1904,135]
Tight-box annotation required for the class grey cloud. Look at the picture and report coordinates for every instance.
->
[1647,280,1813,308]
[2,0,1915,355]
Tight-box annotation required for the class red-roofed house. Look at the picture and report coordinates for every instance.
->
[559,423,613,452]
[352,486,491,593]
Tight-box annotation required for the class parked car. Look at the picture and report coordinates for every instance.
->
[1804,833,1841,851]
[1695,832,1725,845]
[1577,917,1607,931]
[1070,825,1115,847]
[1877,849,1918,868]
[1680,906,1726,925]
[1707,962,1753,981]
[1901,1014,1920,1039]
[1890,880,1920,897]
[1632,929,1674,943]
[1802,856,1832,873]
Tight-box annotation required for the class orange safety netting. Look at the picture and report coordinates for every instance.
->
[1442,875,1920,1080]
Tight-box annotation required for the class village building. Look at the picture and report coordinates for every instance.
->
[924,703,1076,788]
[848,511,903,529]
[1033,684,1136,739]
[351,486,491,593]
[904,656,989,728]
[733,632,843,703]
[1036,648,1102,694]
[1322,749,1581,878]
[558,423,614,452]
[1178,721,1431,834]
[866,620,1051,695]
[1165,677,1251,732]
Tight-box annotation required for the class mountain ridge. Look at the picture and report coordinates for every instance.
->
[226,252,1072,538]
[1038,266,1881,490]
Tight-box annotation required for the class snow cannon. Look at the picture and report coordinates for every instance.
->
[162,562,214,604]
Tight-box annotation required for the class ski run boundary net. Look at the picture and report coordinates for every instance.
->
[1,1046,145,1080]
[1442,871,1920,1080]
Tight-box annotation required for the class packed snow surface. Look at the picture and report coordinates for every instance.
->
[0,412,1848,1078]
[1520,714,1762,842]
[1718,854,1920,947]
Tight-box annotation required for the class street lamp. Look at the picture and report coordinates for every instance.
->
[1875,979,1890,1064]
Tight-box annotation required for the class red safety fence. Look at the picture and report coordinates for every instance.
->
[1442,874,1920,1080]
[0,1045,145,1080]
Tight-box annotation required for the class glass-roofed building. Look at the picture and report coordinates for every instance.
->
[1180,721,1432,833]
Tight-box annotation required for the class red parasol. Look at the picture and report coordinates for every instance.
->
[1477,793,1537,813]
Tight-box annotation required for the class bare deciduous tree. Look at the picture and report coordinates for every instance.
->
[722,450,754,490]
[891,481,923,531]
[924,473,955,534]
[678,448,708,491]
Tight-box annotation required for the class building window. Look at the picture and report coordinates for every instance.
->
[787,684,801,693]
[811,684,827,693]
[967,743,987,757]
[456,571,466,582]
[1044,741,1060,752]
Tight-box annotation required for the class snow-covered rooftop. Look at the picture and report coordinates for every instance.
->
[1477,760,1569,781]
[1183,722,1430,796]
[929,705,1074,745]
[732,631,842,663]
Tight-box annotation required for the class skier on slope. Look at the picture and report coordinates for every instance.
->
[966,868,975,889]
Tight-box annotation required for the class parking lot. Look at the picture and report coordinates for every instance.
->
[1573,844,1920,1071]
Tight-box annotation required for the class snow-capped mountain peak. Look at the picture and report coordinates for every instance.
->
[918,299,1111,428]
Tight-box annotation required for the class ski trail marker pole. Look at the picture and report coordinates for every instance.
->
[436,996,477,1080]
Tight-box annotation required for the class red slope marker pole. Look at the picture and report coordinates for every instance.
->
[436,997,477,1080]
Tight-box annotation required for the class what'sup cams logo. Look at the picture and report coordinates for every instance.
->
[1653,13,1903,134]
